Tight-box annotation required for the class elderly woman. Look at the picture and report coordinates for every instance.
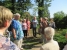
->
[40,27,60,50]
[49,18,56,29]
[22,19,27,37]
[0,6,20,50]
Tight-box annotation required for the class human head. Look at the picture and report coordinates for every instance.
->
[44,27,55,40]
[40,17,43,22]
[44,17,48,20]
[33,16,36,20]
[23,19,26,22]
[14,13,20,20]
[50,18,53,22]
[0,6,13,28]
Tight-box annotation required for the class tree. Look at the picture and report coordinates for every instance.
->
[0,0,33,15]
[35,0,52,18]
[22,12,31,19]
[54,11,66,29]
[17,0,33,11]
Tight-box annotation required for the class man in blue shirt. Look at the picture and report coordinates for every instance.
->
[11,13,24,50]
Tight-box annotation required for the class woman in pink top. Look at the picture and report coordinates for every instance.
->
[26,18,30,36]
[22,19,27,37]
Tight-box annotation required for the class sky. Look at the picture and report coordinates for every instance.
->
[28,0,67,18]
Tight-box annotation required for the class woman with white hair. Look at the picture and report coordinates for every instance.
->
[22,19,27,37]
[40,27,60,50]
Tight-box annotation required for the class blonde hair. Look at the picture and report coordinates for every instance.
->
[44,27,55,39]
[0,6,13,27]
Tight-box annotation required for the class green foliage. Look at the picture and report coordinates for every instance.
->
[0,0,33,15]
[54,11,67,29]
[17,0,33,11]
[54,29,67,50]
[35,0,52,18]
[22,12,31,19]
[54,11,65,20]
[54,29,67,43]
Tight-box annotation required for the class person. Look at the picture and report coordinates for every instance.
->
[49,18,56,29]
[41,17,48,43]
[63,33,67,50]
[26,18,30,36]
[44,17,49,26]
[38,17,43,42]
[38,17,43,34]
[22,19,27,38]
[0,6,20,50]
[11,13,24,50]
[32,16,38,37]
[40,27,60,50]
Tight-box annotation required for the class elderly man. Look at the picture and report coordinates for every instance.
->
[11,13,24,50]
[32,16,38,37]
[40,27,60,50]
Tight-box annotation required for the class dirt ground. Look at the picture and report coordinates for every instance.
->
[23,29,42,50]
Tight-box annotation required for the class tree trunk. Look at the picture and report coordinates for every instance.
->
[11,0,16,13]
[38,0,44,19]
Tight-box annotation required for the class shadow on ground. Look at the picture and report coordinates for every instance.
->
[22,37,42,49]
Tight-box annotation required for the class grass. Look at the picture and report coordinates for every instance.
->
[23,29,67,50]
[22,29,42,50]
[23,37,42,50]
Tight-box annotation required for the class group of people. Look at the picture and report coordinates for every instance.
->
[20,16,38,38]
[0,6,67,50]
[21,18,30,38]
[39,17,56,43]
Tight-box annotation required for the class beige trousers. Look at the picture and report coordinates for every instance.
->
[41,34,46,44]
[14,39,23,48]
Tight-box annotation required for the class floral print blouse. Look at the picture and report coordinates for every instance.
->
[0,35,20,50]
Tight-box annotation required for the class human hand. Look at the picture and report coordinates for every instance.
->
[14,35,16,39]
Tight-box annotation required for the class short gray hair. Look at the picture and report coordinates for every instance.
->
[44,27,55,39]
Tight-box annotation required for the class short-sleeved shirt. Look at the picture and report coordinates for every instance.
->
[32,19,38,28]
[11,19,24,40]
[0,35,20,50]
[26,21,30,30]
[22,22,27,30]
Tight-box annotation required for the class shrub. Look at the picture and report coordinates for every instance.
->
[54,29,67,50]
